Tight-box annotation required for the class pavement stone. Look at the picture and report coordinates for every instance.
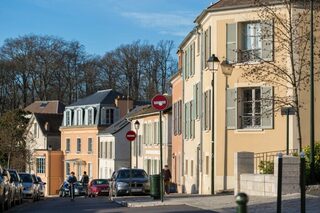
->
[111,192,320,212]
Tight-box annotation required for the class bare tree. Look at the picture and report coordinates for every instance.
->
[240,0,320,151]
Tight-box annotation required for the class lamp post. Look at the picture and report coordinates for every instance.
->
[134,120,140,168]
[309,0,316,184]
[207,54,220,194]
[220,60,234,190]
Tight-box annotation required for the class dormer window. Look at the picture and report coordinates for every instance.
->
[87,107,95,125]
[65,110,72,126]
[101,107,114,125]
[75,108,83,125]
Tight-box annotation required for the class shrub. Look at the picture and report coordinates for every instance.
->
[258,160,274,174]
[303,142,320,184]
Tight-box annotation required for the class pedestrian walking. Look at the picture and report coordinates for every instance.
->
[80,171,89,198]
[163,165,172,195]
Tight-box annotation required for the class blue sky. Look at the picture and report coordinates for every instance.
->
[0,0,213,56]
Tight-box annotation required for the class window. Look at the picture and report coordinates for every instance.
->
[138,135,142,156]
[100,142,107,158]
[36,157,45,173]
[190,101,194,139]
[183,42,195,79]
[227,86,273,129]
[106,109,114,124]
[226,21,273,63]
[185,160,188,175]
[194,83,200,119]
[66,139,70,152]
[66,162,70,175]
[77,138,81,153]
[76,109,82,125]
[88,163,92,179]
[206,156,209,175]
[33,123,38,138]
[88,108,94,125]
[191,160,194,177]
[184,102,190,139]
[88,138,93,153]
[65,110,71,126]
[203,90,211,130]
[241,88,261,128]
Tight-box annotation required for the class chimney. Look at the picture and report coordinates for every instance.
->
[115,96,134,118]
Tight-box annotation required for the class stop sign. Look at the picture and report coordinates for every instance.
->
[126,130,136,141]
[151,94,168,111]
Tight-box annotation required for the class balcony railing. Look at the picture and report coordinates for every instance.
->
[254,149,298,174]
[238,49,262,63]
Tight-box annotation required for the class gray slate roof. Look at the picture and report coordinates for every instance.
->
[69,89,122,107]
[102,105,148,135]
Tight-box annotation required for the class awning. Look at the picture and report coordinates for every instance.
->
[64,158,86,165]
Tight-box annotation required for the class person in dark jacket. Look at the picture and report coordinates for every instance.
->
[163,165,172,194]
[80,171,89,197]
[67,172,77,200]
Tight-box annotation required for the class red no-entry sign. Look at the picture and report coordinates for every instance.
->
[126,130,136,141]
[151,94,168,111]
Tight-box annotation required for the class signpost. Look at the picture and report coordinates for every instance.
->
[126,130,136,196]
[281,107,295,155]
[151,94,168,202]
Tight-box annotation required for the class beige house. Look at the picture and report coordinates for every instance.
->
[60,90,135,180]
[177,0,320,194]
[24,101,65,195]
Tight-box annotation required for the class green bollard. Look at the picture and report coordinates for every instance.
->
[236,192,249,213]
[300,152,306,213]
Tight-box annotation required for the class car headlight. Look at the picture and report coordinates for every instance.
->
[117,182,129,187]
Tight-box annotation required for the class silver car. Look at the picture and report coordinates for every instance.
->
[18,173,39,201]
[110,168,149,196]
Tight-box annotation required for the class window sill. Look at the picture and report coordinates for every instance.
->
[65,151,70,153]
[76,151,81,154]
[88,151,93,154]
[235,128,263,132]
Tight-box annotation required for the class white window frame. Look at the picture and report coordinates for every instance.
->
[77,138,81,153]
[36,157,45,174]
[88,138,93,153]
[66,138,70,153]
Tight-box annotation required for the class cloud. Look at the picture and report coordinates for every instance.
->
[121,11,195,36]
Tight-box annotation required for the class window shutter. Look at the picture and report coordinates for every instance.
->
[193,85,196,121]
[208,26,211,58]
[227,88,237,129]
[192,42,195,75]
[261,86,274,129]
[201,31,205,70]
[209,90,212,130]
[114,108,120,122]
[261,20,274,61]
[226,23,237,63]
[182,50,186,80]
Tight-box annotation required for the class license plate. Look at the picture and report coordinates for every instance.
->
[131,188,142,192]
[101,190,108,192]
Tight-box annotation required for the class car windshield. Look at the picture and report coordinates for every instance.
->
[92,179,108,185]
[9,171,19,181]
[19,174,32,182]
[118,170,147,179]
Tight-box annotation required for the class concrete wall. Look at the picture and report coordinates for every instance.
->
[234,152,300,196]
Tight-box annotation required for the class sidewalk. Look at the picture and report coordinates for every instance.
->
[111,193,320,213]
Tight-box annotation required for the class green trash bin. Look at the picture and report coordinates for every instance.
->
[149,174,161,200]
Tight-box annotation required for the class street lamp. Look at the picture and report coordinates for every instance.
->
[221,60,234,191]
[134,120,140,168]
[207,54,220,195]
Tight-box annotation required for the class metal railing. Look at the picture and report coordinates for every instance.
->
[254,149,298,174]
[238,49,262,63]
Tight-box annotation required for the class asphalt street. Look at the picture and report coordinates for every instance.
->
[7,196,217,213]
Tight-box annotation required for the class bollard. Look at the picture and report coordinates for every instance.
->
[277,153,283,213]
[236,192,248,213]
[300,152,306,213]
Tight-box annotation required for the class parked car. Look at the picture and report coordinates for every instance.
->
[18,172,39,201]
[110,168,149,196]
[59,181,85,197]
[0,165,11,211]
[7,169,23,205]
[36,176,46,197]
[88,179,109,197]
[2,169,14,209]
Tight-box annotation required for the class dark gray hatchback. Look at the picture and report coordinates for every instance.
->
[110,168,149,196]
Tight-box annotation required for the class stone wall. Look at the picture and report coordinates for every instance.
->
[234,152,300,196]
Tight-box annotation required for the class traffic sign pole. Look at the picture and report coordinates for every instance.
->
[159,110,164,202]
[151,94,168,203]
